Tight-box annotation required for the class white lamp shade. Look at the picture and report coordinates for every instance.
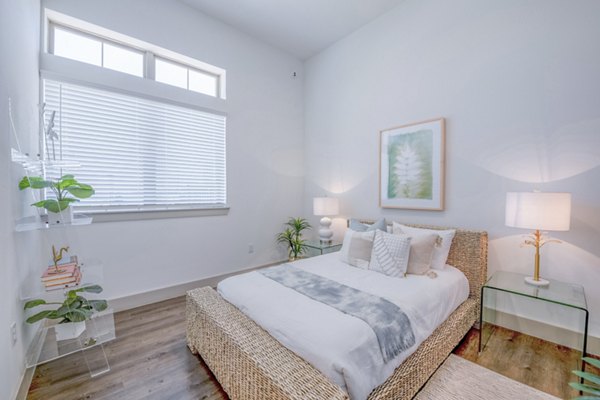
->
[313,197,339,216]
[505,192,571,231]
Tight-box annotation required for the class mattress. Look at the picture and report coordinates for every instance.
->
[217,252,469,400]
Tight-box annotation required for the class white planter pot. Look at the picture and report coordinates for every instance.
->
[54,321,86,341]
[47,207,73,225]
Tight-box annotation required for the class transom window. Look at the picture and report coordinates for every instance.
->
[155,58,219,97]
[48,22,223,98]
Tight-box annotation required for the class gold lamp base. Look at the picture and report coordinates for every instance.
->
[524,276,549,287]
[521,229,559,288]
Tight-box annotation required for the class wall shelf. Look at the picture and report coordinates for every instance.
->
[11,148,80,174]
[15,214,93,232]
[20,261,104,302]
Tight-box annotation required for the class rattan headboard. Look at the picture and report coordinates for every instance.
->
[352,220,488,300]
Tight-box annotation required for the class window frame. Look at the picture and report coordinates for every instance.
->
[155,56,221,98]
[46,19,225,99]
[40,77,229,219]
[41,11,229,220]
[49,22,146,77]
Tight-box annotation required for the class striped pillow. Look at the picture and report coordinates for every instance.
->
[368,230,411,278]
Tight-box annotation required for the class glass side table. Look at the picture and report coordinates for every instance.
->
[26,309,116,377]
[479,270,589,373]
[304,240,343,257]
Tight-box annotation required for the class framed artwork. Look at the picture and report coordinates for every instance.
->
[379,118,445,210]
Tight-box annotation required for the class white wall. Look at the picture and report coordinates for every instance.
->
[39,0,305,300]
[0,1,44,399]
[304,0,600,341]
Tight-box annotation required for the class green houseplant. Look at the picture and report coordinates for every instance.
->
[24,284,108,340]
[571,357,600,399]
[19,174,94,223]
[276,217,311,260]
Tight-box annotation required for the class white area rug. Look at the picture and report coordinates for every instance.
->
[414,354,560,400]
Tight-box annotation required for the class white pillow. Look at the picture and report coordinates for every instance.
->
[368,230,411,278]
[340,229,376,269]
[392,222,456,270]
[403,232,438,275]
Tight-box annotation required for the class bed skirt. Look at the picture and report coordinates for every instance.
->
[186,286,478,400]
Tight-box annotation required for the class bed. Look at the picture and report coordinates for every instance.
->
[186,223,488,400]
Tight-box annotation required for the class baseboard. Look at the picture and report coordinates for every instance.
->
[15,365,36,400]
[485,308,600,356]
[108,260,286,312]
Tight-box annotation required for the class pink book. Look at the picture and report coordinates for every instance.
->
[45,271,81,290]
[41,264,79,282]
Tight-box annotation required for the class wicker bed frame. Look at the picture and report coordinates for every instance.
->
[186,224,488,400]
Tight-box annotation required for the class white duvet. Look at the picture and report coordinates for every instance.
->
[217,252,469,400]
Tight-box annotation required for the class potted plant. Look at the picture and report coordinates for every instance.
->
[24,285,108,341]
[19,174,94,224]
[570,357,600,398]
[276,217,311,261]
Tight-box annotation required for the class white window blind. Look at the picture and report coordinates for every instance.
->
[43,79,227,212]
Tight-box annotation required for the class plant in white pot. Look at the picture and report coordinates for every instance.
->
[18,174,94,224]
[24,285,108,341]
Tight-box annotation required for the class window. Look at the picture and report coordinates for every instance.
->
[53,26,102,66]
[48,21,224,98]
[43,79,227,212]
[52,25,144,77]
[155,58,219,97]
[103,42,144,77]
[155,58,188,89]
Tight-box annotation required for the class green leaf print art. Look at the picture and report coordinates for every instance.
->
[380,118,444,210]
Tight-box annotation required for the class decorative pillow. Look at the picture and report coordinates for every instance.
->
[392,222,456,270]
[404,233,438,275]
[340,229,376,269]
[368,230,411,278]
[349,218,387,232]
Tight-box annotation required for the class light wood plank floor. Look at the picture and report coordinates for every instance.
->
[28,296,590,399]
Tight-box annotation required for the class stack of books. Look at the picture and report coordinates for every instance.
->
[41,256,81,291]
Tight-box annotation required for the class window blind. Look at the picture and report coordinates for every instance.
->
[43,79,226,212]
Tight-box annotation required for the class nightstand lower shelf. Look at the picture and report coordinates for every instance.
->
[479,271,589,375]
[304,240,342,257]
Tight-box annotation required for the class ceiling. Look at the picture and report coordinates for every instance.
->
[180,0,403,60]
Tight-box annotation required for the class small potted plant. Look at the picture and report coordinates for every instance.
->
[19,174,94,224]
[276,217,311,261]
[24,285,108,341]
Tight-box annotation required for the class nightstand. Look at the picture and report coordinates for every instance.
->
[303,240,342,257]
[479,270,589,372]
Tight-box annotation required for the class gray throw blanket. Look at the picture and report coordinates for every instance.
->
[259,264,415,363]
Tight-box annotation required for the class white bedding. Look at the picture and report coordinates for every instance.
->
[217,252,469,400]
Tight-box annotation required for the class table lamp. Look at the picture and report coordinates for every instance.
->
[313,197,339,243]
[505,191,571,286]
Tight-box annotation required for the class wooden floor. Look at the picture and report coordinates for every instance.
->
[454,324,589,399]
[28,296,591,399]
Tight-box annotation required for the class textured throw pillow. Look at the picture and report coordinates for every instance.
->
[368,230,411,278]
[340,229,376,269]
[404,233,438,275]
[349,218,387,232]
[392,222,456,270]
